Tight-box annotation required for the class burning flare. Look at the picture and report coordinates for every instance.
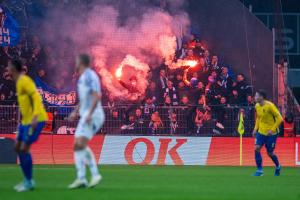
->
[168,59,198,69]
[115,65,123,79]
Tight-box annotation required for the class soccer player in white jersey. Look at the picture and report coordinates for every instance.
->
[68,54,105,189]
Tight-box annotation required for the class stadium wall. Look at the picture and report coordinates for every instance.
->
[188,0,274,100]
[1,134,299,166]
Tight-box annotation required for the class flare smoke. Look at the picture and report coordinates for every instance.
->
[37,0,190,100]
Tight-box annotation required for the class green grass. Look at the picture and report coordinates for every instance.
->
[0,165,299,200]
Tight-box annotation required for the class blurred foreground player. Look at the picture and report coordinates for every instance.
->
[252,90,283,176]
[8,60,48,192]
[68,54,105,189]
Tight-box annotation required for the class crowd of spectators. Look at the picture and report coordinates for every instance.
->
[0,32,255,136]
[101,36,255,135]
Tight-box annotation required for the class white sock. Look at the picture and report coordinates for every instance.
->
[85,146,99,177]
[74,149,87,181]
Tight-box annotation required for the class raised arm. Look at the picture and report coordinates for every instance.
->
[183,69,190,86]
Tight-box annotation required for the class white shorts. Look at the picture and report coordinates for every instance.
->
[75,109,105,140]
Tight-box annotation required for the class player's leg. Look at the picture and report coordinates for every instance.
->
[15,122,45,192]
[68,136,89,189]
[14,125,34,191]
[253,133,264,176]
[266,134,281,176]
[86,113,104,187]
[86,146,102,188]
[14,140,25,190]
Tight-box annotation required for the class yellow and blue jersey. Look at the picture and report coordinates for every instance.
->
[254,100,283,135]
[16,75,48,125]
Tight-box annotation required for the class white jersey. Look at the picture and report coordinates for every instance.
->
[77,68,102,116]
[76,67,105,139]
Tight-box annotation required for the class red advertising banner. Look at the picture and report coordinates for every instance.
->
[1,134,299,166]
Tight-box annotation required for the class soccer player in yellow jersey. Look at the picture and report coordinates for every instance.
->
[8,60,48,192]
[252,90,283,176]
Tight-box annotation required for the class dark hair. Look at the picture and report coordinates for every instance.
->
[78,54,90,66]
[237,73,245,78]
[10,59,23,72]
[256,89,267,99]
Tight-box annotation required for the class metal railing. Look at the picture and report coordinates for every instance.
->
[1,105,299,137]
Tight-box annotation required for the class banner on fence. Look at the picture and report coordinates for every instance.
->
[35,77,76,106]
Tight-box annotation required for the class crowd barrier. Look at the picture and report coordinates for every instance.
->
[1,105,258,136]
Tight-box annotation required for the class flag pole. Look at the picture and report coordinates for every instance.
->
[240,133,243,166]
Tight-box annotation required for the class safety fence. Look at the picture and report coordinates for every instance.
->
[0,105,299,137]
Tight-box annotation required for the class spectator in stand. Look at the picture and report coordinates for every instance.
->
[169,112,178,135]
[133,108,144,134]
[193,40,205,57]
[164,80,179,106]
[195,107,205,134]
[148,111,163,134]
[177,81,189,100]
[173,72,183,88]
[121,114,136,133]
[217,67,233,96]
[144,96,156,116]
[233,73,251,105]
[194,81,205,102]
[203,50,210,66]
[164,95,172,106]
[210,55,221,74]
[180,95,194,134]
[0,46,13,68]
[135,108,144,124]
[229,90,240,106]
[107,94,116,113]
[206,74,220,105]
[146,81,159,104]
[215,96,228,130]
[107,110,123,134]
[247,95,254,106]
[157,69,168,90]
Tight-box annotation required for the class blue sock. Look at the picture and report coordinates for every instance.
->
[255,151,263,170]
[270,154,280,168]
[19,152,33,181]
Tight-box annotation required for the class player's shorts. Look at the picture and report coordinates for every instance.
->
[75,109,105,140]
[17,122,46,145]
[255,132,278,153]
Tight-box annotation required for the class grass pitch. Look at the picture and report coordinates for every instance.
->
[0,165,299,200]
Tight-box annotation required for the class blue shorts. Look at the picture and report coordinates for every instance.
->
[17,122,45,145]
[255,132,278,153]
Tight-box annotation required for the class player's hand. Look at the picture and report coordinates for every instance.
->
[252,130,256,137]
[31,115,38,130]
[267,130,274,136]
[67,111,78,122]
[85,114,92,124]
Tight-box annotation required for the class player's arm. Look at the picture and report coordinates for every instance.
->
[68,104,80,121]
[86,91,101,124]
[252,108,259,137]
[269,104,283,134]
[86,74,101,124]
[25,79,42,128]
